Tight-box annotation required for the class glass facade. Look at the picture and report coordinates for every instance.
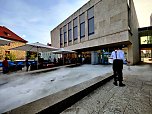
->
[128,6,131,29]
[140,36,152,44]
[87,7,94,35]
[139,27,152,63]
[68,22,72,42]
[63,25,67,44]
[59,6,95,47]
[60,28,63,47]
[88,18,94,35]
[80,13,85,38]
[73,18,78,40]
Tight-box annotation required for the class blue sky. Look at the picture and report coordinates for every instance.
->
[0,0,89,44]
[0,0,152,44]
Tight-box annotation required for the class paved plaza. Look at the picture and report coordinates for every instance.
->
[0,64,152,113]
[0,65,112,113]
[61,64,152,114]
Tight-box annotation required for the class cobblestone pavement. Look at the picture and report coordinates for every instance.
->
[61,64,152,114]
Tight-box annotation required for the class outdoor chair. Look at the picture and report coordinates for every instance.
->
[8,61,17,72]
[16,62,25,70]
[0,63,2,67]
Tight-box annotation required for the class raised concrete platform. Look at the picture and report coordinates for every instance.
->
[0,65,113,114]
[61,64,152,114]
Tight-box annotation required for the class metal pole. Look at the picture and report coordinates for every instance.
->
[63,54,64,65]
[37,47,38,70]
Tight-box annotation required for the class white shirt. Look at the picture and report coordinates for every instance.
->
[110,50,125,62]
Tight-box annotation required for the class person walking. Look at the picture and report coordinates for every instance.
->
[110,46,126,87]
[25,56,30,71]
[2,57,9,74]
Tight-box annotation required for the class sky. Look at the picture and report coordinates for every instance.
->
[0,0,152,44]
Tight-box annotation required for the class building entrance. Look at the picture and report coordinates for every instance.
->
[139,26,152,64]
[141,48,152,63]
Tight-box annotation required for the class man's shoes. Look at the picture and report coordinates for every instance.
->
[113,82,118,86]
[119,83,126,87]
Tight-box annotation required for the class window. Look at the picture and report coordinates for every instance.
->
[60,28,63,47]
[127,0,130,7]
[73,17,78,40]
[68,22,72,42]
[63,25,67,43]
[80,23,85,38]
[88,18,94,35]
[80,13,85,38]
[140,36,152,44]
[128,6,132,35]
[64,32,67,43]
[87,7,94,35]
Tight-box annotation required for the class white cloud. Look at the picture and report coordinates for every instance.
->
[0,0,90,44]
[22,35,26,38]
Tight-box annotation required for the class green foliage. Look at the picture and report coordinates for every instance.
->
[30,54,36,60]
[26,51,37,60]
[6,53,16,61]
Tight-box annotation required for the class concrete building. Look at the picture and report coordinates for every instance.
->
[51,0,139,65]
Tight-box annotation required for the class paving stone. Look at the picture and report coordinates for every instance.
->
[142,83,152,91]
[91,111,99,114]
[128,99,152,114]
[124,105,139,114]
[61,65,152,114]
[60,107,89,114]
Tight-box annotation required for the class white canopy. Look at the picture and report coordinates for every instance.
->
[9,42,58,69]
[0,39,10,46]
[52,48,76,54]
[52,48,76,65]
[9,42,58,52]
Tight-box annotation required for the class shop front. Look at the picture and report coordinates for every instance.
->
[139,26,152,63]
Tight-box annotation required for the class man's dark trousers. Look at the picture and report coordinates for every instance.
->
[113,59,123,84]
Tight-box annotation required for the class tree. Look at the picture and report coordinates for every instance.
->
[6,53,16,61]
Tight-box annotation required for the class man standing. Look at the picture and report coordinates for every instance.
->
[110,47,126,87]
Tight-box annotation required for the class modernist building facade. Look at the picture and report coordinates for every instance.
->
[51,0,139,65]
